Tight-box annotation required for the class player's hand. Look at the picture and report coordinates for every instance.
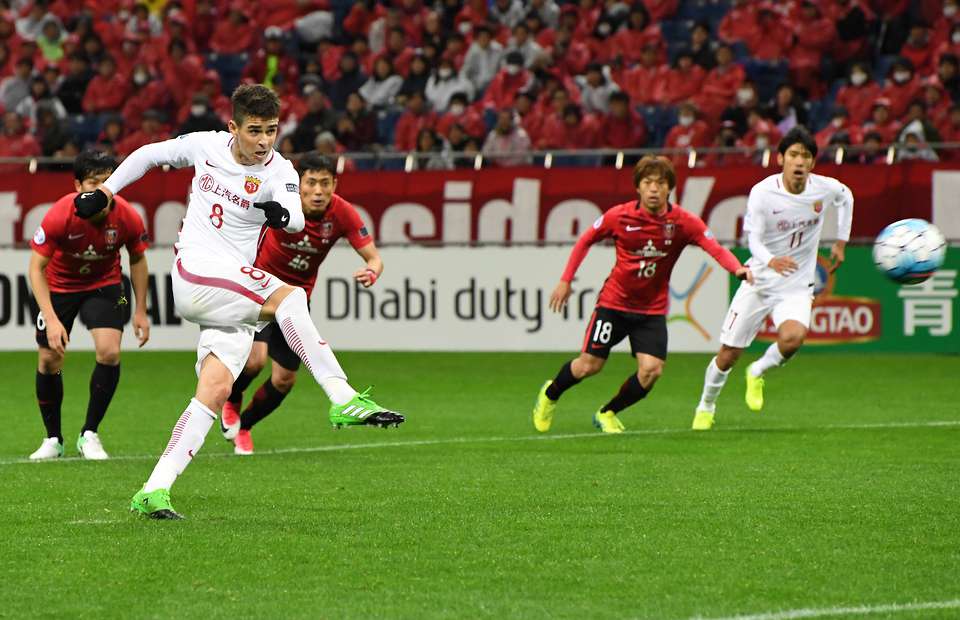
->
[253,200,291,229]
[736,267,754,285]
[768,256,798,275]
[549,281,572,313]
[354,267,378,288]
[133,310,150,347]
[45,318,69,355]
[828,241,846,274]
[74,188,112,219]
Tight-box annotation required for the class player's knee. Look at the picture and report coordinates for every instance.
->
[716,346,742,370]
[779,328,806,352]
[245,351,267,375]
[273,369,297,393]
[37,348,63,373]
[95,347,120,366]
[638,360,663,384]
[575,355,605,377]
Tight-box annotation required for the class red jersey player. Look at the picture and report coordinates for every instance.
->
[532,156,753,433]
[219,153,383,455]
[27,151,151,461]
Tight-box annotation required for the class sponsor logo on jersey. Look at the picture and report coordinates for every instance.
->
[75,244,107,261]
[281,234,319,254]
[813,200,823,214]
[244,176,262,194]
[636,239,668,258]
[199,174,215,192]
[33,226,45,245]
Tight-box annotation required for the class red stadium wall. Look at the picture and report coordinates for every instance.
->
[2,162,959,246]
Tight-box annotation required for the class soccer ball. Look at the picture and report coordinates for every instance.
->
[873,219,946,285]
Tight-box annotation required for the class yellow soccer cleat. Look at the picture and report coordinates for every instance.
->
[593,410,625,434]
[745,366,765,412]
[692,409,715,430]
[532,380,558,432]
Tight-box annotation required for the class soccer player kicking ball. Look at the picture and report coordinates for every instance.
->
[28,151,151,461]
[76,85,403,519]
[692,127,853,430]
[532,156,753,433]
[221,153,384,455]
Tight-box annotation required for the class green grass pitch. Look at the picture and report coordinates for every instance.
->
[0,350,958,619]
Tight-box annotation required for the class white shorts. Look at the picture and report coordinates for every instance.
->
[171,252,288,379]
[719,282,813,349]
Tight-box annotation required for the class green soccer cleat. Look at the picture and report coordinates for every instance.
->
[745,366,765,412]
[593,409,625,434]
[692,409,715,430]
[532,380,557,432]
[130,488,184,520]
[329,388,405,429]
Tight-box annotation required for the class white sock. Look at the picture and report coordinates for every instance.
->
[143,398,216,492]
[697,356,730,412]
[275,288,356,405]
[750,343,786,377]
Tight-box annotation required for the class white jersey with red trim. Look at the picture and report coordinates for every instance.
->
[743,172,853,296]
[103,131,304,265]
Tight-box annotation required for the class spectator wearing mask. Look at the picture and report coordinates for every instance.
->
[121,65,171,129]
[836,62,882,125]
[664,102,711,162]
[896,122,939,161]
[177,94,226,135]
[481,51,533,110]
[881,58,921,119]
[461,24,502,93]
[436,91,484,138]
[482,108,532,167]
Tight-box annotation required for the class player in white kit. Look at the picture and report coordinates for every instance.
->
[691,127,854,430]
[74,85,404,519]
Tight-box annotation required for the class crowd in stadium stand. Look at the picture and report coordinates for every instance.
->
[0,0,958,168]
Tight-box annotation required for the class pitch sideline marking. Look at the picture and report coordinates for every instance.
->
[2,419,958,467]
[690,597,960,620]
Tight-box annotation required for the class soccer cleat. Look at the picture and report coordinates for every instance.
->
[77,430,109,460]
[532,380,558,432]
[692,409,715,431]
[220,400,241,440]
[745,366,765,412]
[593,410,625,434]
[130,488,184,520]
[234,429,254,455]
[328,388,405,429]
[29,437,63,460]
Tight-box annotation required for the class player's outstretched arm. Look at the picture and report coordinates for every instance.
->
[830,183,854,273]
[28,251,68,354]
[129,253,150,347]
[353,242,383,288]
[551,221,605,312]
[101,136,198,197]
[694,228,754,284]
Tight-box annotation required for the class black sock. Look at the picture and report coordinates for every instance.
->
[545,360,581,401]
[240,380,289,430]
[602,374,650,414]
[228,370,259,406]
[36,371,64,441]
[82,363,120,434]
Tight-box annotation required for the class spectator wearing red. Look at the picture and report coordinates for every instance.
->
[937,54,960,102]
[861,99,902,144]
[932,0,959,47]
[643,0,679,22]
[176,70,230,124]
[314,38,344,83]
[881,58,922,119]
[455,0,490,31]
[115,109,169,156]
[900,23,936,76]
[618,43,666,106]
[856,131,887,164]
[664,103,712,163]
[395,90,437,152]
[743,6,792,61]
[140,11,195,70]
[692,44,745,121]
[113,32,148,80]
[436,91,484,138]
[481,51,533,110]
[787,2,835,97]
[441,32,468,70]
[937,105,960,157]
[538,103,596,150]
[584,19,615,64]
[741,118,782,165]
[836,62,883,125]
[372,27,415,77]
[560,4,594,44]
[242,27,299,90]
[656,50,706,105]
[209,4,255,55]
[550,26,590,77]
[0,110,40,160]
[921,78,951,127]
[536,87,572,148]
[935,23,960,67]
[82,54,128,114]
[512,91,543,145]
[596,91,647,149]
[533,69,581,115]
[528,11,555,51]
[702,119,749,167]
[613,5,665,66]
[718,0,758,45]
[121,64,171,128]
[160,38,205,109]
[822,0,873,63]
[343,0,386,39]
[188,0,217,53]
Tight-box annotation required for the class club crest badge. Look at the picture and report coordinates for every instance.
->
[244,175,262,194]
[105,228,118,245]
[322,221,334,237]
[813,200,823,214]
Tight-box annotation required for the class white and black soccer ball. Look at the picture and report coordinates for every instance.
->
[873,218,946,284]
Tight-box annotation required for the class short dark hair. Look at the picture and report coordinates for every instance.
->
[298,152,337,178]
[633,155,676,190]
[778,125,818,158]
[231,84,280,125]
[74,150,117,182]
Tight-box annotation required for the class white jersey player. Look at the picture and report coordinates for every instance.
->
[692,127,854,430]
[74,85,405,519]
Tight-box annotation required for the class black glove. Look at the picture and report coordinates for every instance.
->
[253,200,290,229]
[74,189,110,219]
